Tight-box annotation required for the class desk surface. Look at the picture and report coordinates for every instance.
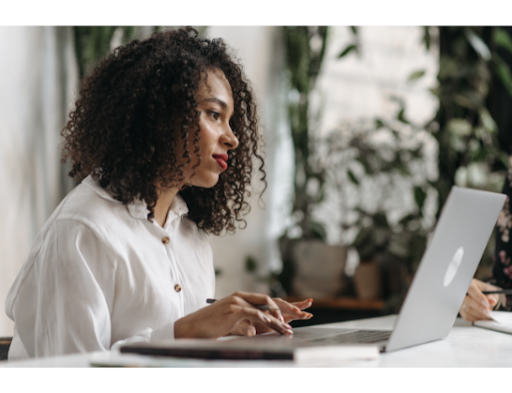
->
[2,315,512,367]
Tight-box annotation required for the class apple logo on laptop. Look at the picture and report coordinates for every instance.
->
[443,247,464,287]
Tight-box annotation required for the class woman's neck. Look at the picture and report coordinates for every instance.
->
[153,186,181,227]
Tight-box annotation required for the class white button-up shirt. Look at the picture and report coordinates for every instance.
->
[5,176,214,359]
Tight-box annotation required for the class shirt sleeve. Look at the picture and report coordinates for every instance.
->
[489,169,512,311]
[8,219,177,358]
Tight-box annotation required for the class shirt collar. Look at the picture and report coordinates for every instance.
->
[82,175,189,222]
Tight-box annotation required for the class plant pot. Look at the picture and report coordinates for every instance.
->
[291,240,347,298]
[353,256,383,300]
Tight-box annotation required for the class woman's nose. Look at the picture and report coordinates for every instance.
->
[223,125,239,150]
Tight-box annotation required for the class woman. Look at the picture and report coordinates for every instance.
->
[5,27,312,360]
[459,161,512,321]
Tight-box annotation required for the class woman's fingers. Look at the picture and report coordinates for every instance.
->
[231,291,284,322]
[473,280,500,308]
[459,278,504,322]
[468,280,497,309]
[273,298,313,321]
[291,299,314,311]
[460,295,492,322]
[226,294,293,335]
[230,319,257,337]
[234,306,293,335]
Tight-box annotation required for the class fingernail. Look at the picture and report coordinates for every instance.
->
[264,315,271,323]
[483,308,491,317]
[481,300,490,308]
[286,323,293,329]
[280,315,285,323]
[247,328,255,336]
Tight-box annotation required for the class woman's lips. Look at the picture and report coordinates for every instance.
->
[212,154,228,171]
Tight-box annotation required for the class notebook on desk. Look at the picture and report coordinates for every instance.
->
[122,186,506,357]
[474,311,512,335]
[120,331,379,362]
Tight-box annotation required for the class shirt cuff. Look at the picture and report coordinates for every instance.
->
[149,322,176,343]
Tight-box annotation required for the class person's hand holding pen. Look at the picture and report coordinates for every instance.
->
[173,291,313,339]
[225,297,313,337]
[459,278,503,322]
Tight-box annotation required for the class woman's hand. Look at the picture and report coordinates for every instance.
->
[173,291,295,339]
[230,297,313,336]
[459,279,500,322]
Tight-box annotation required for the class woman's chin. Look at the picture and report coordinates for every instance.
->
[191,174,221,189]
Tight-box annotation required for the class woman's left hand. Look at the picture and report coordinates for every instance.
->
[230,298,313,336]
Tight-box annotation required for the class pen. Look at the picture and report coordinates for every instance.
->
[482,290,512,295]
[206,298,280,311]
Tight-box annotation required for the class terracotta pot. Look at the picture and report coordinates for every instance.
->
[353,256,383,300]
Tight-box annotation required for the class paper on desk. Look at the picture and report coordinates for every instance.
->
[490,311,512,326]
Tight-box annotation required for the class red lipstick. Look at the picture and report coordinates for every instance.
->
[212,154,228,171]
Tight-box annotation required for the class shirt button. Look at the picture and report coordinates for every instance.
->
[174,284,182,292]
[162,236,170,245]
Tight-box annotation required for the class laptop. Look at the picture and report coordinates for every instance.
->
[122,186,506,357]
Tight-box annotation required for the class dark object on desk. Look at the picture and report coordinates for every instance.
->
[120,331,379,362]
[206,298,278,311]
[0,337,12,361]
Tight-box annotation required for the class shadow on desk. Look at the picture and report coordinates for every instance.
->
[287,297,387,328]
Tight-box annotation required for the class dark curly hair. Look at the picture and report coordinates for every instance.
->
[61,27,266,235]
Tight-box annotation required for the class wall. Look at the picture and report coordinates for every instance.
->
[206,27,293,298]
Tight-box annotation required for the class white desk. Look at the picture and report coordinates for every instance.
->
[2,315,512,367]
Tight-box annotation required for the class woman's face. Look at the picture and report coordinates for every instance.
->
[181,68,239,188]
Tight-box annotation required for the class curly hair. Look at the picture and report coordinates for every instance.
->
[61,27,266,235]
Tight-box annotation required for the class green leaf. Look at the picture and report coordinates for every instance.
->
[447,118,472,136]
[245,256,258,273]
[413,186,427,213]
[375,118,386,129]
[350,26,358,36]
[493,54,512,98]
[347,168,360,185]
[453,92,482,110]
[355,157,373,174]
[310,221,327,241]
[465,29,491,61]
[422,27,431,51]
[389,95,404,105]
[479,108,497,133]
[338,44,358,59]
[494,28,512,54]
[397,108,410,124]
[396,163,412,177]
[408,70,426,81]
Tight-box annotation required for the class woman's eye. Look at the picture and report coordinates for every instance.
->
[209,111,220,120]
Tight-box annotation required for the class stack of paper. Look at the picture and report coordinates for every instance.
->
[474,311,512,334]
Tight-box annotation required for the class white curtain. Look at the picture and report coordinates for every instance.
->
[0,26,77,336]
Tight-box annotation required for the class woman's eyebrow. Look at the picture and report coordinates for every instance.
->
[203,97,227,109]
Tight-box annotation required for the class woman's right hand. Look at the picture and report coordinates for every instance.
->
[459,279,500,322]
[173,291,294,339]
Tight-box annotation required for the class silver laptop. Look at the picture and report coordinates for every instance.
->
[122,186,506,356]
[287,186,506,352]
